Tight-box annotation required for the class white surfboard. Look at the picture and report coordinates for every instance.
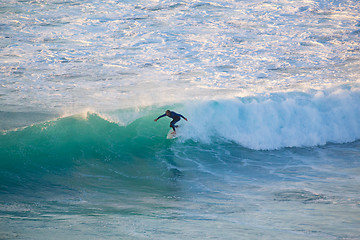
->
[166,129,177,139]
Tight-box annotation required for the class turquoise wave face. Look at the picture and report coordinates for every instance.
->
[1,113,154,167]
[0,112,177,194]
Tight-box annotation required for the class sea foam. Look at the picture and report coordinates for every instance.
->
[182,85,360,150]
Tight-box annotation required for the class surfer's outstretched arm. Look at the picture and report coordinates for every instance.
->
[178,114,188,121]
[154,114,166,122]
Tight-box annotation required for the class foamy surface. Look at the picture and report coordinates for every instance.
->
[1,0,359,113]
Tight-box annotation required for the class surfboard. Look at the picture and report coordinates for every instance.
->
[166,129,177,139]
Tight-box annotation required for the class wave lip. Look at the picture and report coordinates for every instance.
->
[182,86,360,150]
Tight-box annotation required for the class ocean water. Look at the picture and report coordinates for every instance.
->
[1,0,360,239]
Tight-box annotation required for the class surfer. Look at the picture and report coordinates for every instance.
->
[154,110,188,134]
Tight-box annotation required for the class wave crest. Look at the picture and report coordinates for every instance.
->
[181,86,360,150]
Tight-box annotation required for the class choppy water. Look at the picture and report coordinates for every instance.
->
[1,0,360,239]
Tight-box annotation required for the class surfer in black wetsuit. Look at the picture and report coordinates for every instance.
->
[154,110,188,134]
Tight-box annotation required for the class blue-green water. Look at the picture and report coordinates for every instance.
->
[1,97,360,239]
[1,0,360,239]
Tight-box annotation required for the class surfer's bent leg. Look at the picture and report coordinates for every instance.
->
[170,116,180,132]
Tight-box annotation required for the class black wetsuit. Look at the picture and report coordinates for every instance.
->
[156,111,186,131]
